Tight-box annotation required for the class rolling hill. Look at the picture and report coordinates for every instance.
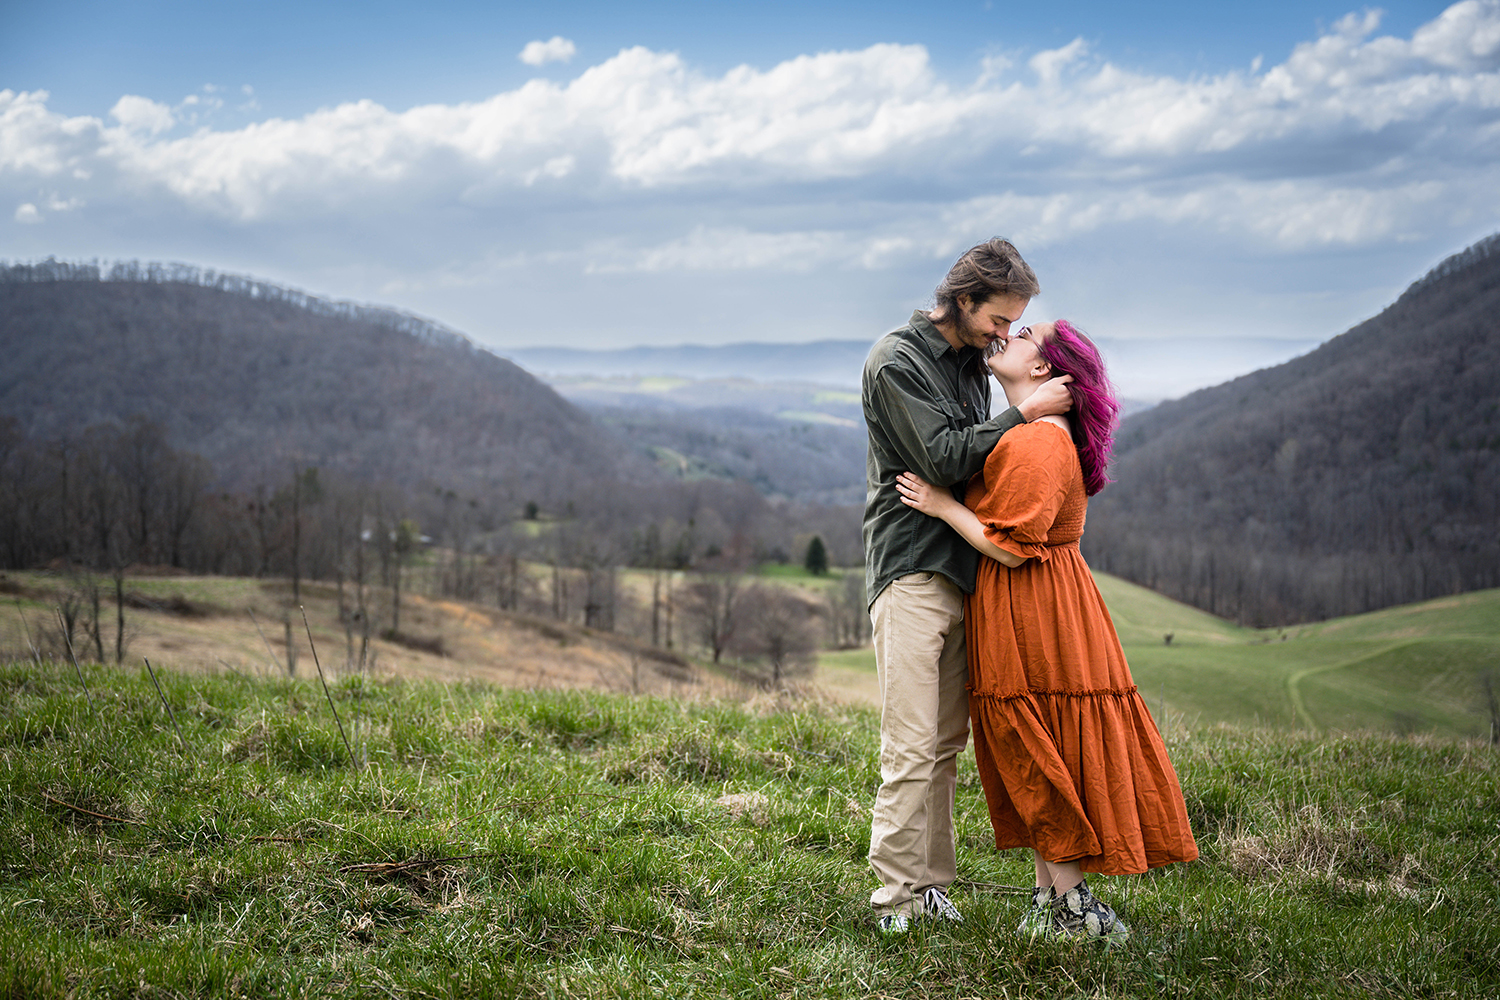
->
[0,260,631,507]
[1085,233,1500,626]
[821,572,1500,741]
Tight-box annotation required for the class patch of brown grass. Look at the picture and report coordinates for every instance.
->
[1220,803,1428,899]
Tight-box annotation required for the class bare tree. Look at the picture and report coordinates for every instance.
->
[826,571,869,649]
[681,572,744,664]
[732,583,820,686]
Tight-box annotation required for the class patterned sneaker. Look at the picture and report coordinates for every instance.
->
[877,912,910,934]
[920,885,964,923]
[1017,885,1054,939]
[1050,879,1129,946]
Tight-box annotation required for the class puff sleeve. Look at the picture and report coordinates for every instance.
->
[965,422,1077,563]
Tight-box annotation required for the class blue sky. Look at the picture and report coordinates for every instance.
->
[3,1,1494,356]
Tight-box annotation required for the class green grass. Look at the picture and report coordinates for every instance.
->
[755,564,848,590]
[814,575,1500,740]
[1098,576,1500,740]
[816,647,876,673]
[3,660,1498,998]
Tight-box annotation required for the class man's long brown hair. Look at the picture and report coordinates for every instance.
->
[932,238,1040,320]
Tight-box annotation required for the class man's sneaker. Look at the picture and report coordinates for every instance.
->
[920,885,964,923]
[1050,879,1129,946]
[1017,885,1054,938]
[877,912,910,934]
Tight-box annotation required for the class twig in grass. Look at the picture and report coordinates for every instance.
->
[214,655,246,678]
[16,598,41,664]
[40,790,144,825]
[441,789,635,831]
[301,605,356,769]
[338,854,487,875]
[606,923,690,958]
[961,881,1034,895]
[143,657,187,754]
[247,608,282,675]
[304,817,378,846]
[57,607,94,716]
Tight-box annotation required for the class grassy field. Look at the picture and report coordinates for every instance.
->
[5,566,1498,739]
[821,576,1500,740]
[2,661,1497,998]
[0,570,701,698]
[1097,577,1500,740]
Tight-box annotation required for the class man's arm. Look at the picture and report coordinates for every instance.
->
[869,364,1023,486]
[1017,375,1073,423]
[895,472,1026,567]
[869,366,1074,487]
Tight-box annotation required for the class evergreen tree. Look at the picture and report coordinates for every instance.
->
[803,535,828,575]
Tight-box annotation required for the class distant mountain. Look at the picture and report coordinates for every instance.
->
[503,333,1322,403]
[0,260,632,506]
[502,341,875,388]
[1084,233,1500,626]
[549,377,868,505]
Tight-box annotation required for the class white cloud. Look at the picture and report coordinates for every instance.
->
[109,94,174,134]
[1029,38,1089,84]
[586,227,846,273]
[2,5,1498,349]
[14,202,41,223]
[520,36,577,66]
[1412,0,1500,68]
[10,7,1499,213]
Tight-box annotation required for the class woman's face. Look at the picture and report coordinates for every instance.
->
[986,320,1054,381]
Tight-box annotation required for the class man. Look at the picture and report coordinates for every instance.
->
[861,238,1073,932]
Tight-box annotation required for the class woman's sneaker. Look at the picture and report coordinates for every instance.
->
[1017,885,1054,938]
[1050,879,1129,946]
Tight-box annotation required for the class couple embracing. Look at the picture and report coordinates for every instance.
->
[861,239,1198,941]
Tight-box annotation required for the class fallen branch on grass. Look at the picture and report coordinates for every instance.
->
[962,880,1034,895]
[40,790,144,826]
[338,854,487,875]
[441,789,636,831]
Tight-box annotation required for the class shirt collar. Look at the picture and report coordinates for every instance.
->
[910,309,981,367]
[909,310,957,361]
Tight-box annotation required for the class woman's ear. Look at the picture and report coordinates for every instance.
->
[1031,361,1052,381]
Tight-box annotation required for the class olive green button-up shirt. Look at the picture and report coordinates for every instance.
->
[862,311,1026,607]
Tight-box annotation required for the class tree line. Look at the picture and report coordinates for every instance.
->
[0,416,868,683]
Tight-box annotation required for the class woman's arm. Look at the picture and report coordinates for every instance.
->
[895,472,1027,568]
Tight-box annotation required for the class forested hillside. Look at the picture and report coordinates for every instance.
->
[0,261,866,664]
[0,260,624,506]
[1085,234,1500,626]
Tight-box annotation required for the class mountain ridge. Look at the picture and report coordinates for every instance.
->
[0,262,626,507]
[1084,232,1500,626]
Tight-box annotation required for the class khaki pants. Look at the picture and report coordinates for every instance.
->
[867,572,970,914]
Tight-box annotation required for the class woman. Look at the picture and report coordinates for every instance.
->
[896,319,1197,945]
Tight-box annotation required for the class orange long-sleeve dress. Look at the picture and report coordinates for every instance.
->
[964,421,1198,874]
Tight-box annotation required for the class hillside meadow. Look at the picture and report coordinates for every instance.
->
[3,659,1498,999]
[821,577,1500,742]
[6,566,1497,741]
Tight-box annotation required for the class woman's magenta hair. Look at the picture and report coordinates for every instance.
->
[1036,320,1119,496]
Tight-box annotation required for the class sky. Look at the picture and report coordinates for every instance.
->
[3,1,1497,354]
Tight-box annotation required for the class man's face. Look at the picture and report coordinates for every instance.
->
[953,293,1030,352]
[986,321,1054,381]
